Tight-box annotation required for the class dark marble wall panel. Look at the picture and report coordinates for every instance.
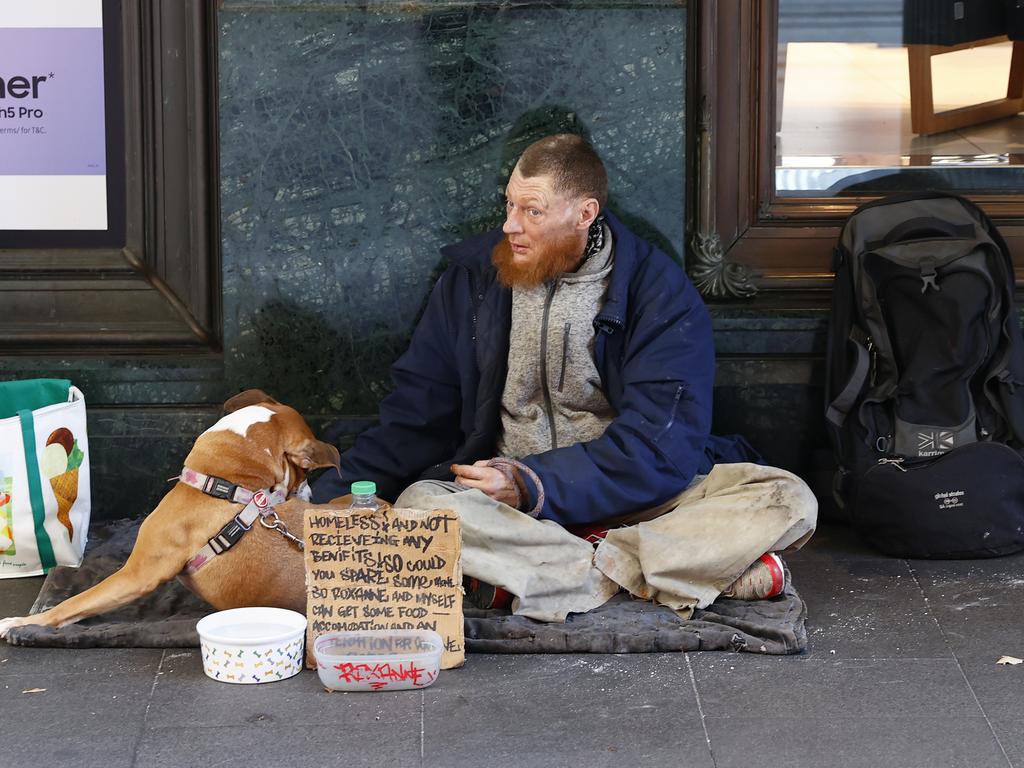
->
[218,1,687,416]
[0,359,226,407]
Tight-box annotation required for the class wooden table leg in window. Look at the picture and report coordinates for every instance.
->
[907,36,1024,135]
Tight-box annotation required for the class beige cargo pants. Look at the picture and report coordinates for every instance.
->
[395,462,817,623]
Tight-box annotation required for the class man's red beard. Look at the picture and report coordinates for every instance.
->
[492,232,587,288]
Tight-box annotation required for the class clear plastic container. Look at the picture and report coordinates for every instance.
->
[313,629,443,692]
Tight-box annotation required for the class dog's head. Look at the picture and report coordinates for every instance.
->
[199,389,341,492]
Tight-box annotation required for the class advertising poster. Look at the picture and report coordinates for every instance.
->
[0,0,109,232]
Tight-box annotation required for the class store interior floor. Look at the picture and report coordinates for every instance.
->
[1,520,1022,768]
[777,41,1024,195]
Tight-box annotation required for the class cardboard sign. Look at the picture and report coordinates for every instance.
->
[304,505,464,669]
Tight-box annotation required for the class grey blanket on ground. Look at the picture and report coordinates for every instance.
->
[6,519,808,654]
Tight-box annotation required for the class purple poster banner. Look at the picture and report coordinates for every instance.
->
[0,27,107,175]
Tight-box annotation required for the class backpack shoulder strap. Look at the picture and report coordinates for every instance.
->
[826,328,871,427]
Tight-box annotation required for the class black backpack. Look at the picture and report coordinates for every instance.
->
[825,192,1024,558]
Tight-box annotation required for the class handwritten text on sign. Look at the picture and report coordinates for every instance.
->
[335,660,437,690]
[304,506,464,669]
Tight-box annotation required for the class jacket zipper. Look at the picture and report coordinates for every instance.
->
[557,322,570,393]
[466,267,479,342]
[540,280,559,450]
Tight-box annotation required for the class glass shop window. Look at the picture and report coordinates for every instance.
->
[775,0,1024,198]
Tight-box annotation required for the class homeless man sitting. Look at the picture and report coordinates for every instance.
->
[312,133,818,622]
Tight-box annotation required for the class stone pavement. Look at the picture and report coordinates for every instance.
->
[1,521,1022,768]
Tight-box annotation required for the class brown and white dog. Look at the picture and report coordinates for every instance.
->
[0,389,341,638]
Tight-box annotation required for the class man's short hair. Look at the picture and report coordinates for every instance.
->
[516,134,608,209]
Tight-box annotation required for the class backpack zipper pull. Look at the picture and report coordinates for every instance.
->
[877,457,907,472]
[920,259,939,293]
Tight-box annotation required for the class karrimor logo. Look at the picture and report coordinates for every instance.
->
[0,72,51,120]
[917,430,955,457]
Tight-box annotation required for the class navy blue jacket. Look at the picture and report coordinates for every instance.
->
[312,212,754,524]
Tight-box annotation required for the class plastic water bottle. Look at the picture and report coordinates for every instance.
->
[349,480,380,512]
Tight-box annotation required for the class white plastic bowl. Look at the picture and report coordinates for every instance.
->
[196,607,306,684]
[313,629,444,692]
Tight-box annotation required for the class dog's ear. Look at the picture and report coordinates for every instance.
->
[286,439,341,471]
[223,389,279,413]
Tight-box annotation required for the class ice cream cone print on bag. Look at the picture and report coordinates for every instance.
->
[0,477,14,555]
[41,427,85,541]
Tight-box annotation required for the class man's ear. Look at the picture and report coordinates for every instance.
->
[223,389,279,413]
[286,439,341,471]
[577,198,600,230]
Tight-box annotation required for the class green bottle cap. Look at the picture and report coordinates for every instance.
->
[351,480,376,496]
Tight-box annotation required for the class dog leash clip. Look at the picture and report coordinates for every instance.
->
[259,510,305,551]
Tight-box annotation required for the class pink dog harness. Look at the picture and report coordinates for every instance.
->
[177,467,295,575]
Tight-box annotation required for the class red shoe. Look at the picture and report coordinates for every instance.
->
[722,553,786,600]
[463,577,513,610]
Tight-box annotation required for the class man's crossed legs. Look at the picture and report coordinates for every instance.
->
[395,462,817,623]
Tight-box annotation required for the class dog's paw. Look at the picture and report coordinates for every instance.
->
[296,480,313,502]
[0,616,26,640]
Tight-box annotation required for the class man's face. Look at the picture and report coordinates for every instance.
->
[493,166,590,288]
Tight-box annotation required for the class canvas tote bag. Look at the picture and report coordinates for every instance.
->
[0,379,90,577]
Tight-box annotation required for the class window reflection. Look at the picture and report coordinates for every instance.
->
[776,1,1024,197]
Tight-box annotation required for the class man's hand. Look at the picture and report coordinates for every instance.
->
[451,460,521,508]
